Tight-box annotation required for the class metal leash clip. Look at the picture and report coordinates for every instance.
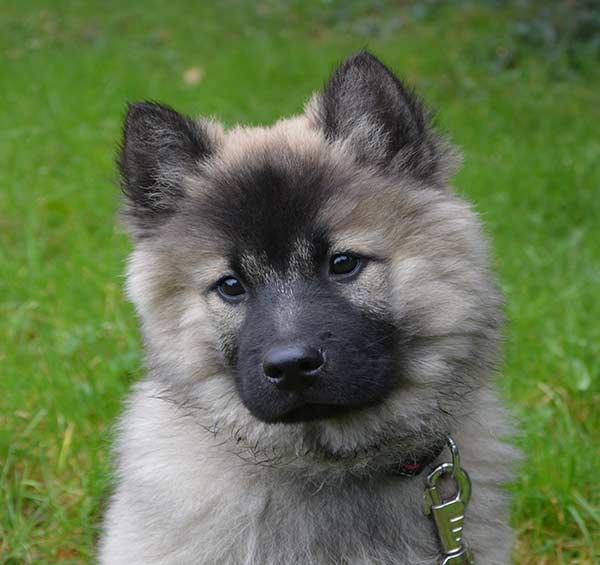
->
[423,436,475,564]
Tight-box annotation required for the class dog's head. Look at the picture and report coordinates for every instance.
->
[120,53,502,472]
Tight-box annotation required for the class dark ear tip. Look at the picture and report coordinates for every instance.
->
[337,50,387,71]
[123,102,152,132]
[345,50,379,62]
[125,101,154,119]
[123,101,179,129]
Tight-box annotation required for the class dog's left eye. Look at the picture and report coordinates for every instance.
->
[216,276,246,302]
[329,253,363,278]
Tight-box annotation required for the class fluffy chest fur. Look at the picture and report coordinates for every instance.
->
[100,382,515,565]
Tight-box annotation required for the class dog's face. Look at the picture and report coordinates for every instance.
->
[121,53,502,470]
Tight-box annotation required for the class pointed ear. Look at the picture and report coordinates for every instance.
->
[119,102,216,237]
[309,52,456,182]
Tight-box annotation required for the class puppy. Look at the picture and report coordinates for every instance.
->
[100,52,517,564]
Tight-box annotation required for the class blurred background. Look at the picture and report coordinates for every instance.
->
[1,1,599,562]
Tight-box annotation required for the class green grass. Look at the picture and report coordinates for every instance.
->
[1,1,599,563]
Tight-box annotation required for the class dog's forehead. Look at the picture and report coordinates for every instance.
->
[237,237,317,283]
[189,124,342,272]
[180,118,400,274]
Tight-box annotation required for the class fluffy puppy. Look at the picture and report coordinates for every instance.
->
[100,52,517,565]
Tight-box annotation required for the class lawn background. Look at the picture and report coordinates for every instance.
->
[1,1,599,563]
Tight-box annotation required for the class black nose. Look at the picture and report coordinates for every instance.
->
[263,345,324,391]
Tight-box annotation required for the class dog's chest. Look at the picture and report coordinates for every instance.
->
[188,476,440,564]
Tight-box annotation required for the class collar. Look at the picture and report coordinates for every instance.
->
[388,437,447,478]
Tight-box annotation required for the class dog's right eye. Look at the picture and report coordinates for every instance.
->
[329,253,363,279]
[216,276,246,302]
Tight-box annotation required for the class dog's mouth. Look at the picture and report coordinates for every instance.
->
[273,403,356,424]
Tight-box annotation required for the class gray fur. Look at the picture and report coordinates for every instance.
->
[100,53,518,564]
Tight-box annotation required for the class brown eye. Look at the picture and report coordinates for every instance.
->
[329,253,362,278]
[217,276,246,302]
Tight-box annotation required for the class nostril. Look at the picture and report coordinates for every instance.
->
[262,345,324,391]
[298,351,324,373]
[264,365,284,383]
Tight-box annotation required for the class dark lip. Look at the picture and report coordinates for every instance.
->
[272,403,356,424]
